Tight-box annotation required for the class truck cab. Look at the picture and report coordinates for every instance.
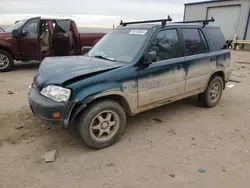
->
[0,17,105,72]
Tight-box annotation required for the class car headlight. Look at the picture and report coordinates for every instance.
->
[40,85,71,102]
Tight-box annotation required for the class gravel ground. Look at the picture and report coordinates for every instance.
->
[0,51,250,188]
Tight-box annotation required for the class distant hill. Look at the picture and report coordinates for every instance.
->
[0,25,111,33]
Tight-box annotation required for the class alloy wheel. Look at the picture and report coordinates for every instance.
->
[90,110,120,142]
[209,82,221,102]
[0,54,10,70]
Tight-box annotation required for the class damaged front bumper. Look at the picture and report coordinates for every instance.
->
[28,87,78,126]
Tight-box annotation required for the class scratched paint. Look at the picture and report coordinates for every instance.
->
[79,50,231,116]
[121,51,231,114]
[122,51,231,114]
[137,65,186,107]
[122,80,138,114]
[185,58,215,91]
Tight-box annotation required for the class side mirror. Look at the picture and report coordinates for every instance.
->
[81,46,92,55]
[145,51,157,64]
[12,29,19,37]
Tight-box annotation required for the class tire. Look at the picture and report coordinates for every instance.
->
[76,99,127,149]
[0,50,14,72]
[198,76,224,108]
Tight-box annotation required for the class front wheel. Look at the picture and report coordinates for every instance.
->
[0,50,14,72]
[198,76,224,107]
[76,100,127,149]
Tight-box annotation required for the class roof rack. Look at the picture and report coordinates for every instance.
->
[120,15,172,27]
[173,17,215,27]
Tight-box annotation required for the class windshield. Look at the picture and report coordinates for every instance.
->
[88,28,151,63]
[5,19,27,33]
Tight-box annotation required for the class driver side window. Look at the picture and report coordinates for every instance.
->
[148,29,180,62]
[22,19,38,36]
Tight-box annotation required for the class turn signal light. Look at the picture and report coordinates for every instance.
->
[52,112,61,118]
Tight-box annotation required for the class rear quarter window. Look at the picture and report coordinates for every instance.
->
[54,20,70,34]
[205,27,227,51]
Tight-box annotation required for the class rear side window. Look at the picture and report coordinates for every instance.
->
[148,29,180,61]
[54,20,70,34]
[205,27,226,50]
[182,28,209,56]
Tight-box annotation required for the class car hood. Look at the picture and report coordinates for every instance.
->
[34,56,125,87]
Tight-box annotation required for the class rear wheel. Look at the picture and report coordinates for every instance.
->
[0,50,14,72]
[76,100,127,149]
[198,76,223,107]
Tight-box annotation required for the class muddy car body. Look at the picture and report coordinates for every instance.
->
[0,17,105,72]
[29,18,232,149]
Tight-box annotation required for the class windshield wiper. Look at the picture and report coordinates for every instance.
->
[92,55,115,61]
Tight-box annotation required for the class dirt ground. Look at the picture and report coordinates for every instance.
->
[0,51,250,188]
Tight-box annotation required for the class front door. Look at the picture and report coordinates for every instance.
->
[17,17,41,60]
[138,28,186,109]
[52,20,70,56]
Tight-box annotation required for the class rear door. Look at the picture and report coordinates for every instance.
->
[17,17,41,60]
[52,19,70,56]
[181,27,217,92]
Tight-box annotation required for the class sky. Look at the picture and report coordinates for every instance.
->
[0,0,205,28]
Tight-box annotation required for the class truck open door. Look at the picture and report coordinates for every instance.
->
[52,19,70,56]
[15,17,41,60]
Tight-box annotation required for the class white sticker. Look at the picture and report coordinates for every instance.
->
[129,30,147,35]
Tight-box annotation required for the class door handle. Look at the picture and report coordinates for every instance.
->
[175,64,182,70]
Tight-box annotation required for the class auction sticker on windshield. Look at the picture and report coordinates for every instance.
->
[129,30,147,35]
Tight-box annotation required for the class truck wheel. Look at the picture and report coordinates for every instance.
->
[198,76,223,108]
[77,100,127,149]
[0,50,14,72]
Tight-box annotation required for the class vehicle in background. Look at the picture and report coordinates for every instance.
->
[0,17,106,72]
[28,17,232,149]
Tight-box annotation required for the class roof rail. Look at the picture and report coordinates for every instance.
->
[120,15,172,27]
[173,17,215,27]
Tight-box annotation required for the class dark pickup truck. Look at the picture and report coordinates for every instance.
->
[0,17,105,72]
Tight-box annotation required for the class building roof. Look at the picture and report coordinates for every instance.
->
[185,0,232,6]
